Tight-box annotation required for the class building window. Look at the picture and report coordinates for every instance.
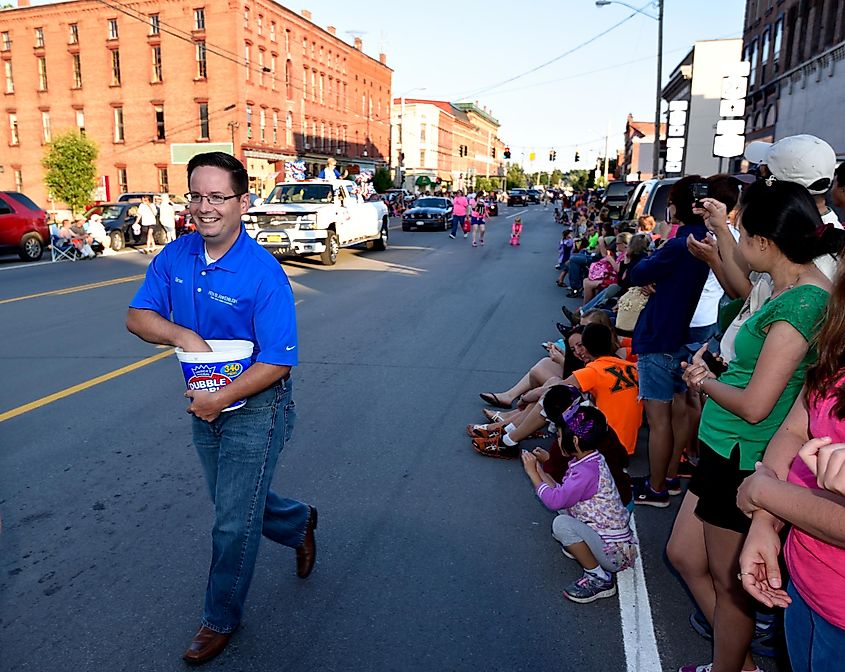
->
[72,53,82,88]
[272,111,278,144]
[270,21,276,42]
[76,109,85,133]
[311,70,316,101]
[117,167,128,193]
[319,74,324,104]
[151,45,163,82]
[1,32,10,51]
[69,24,79,44]
[258,49,264,86]
[4,60,12,94]
[245,105,252,139]
[285,111,292,145]
[327,78,333,108]
[420,124,426,143]
[419,150,425,167]
[111,49,121,85]
[37,57,48,90]
[197,102,209,139]
[761,29,770,66]
[284,60,292,98]
[8,113,18,145]
[243,6,249,30]
[773,17,783,64]
[154,105,165,140]
[270,53,276,90]
[194,8,205,31]
[158,167,169,192]
[14,168,22,191]
[259,108,266,141]
[311,120,316,147]
[196,41,207,79]
[149,14,160,35]
[113,107,124,141]
[35,27,44,48]
[302,37,307,56]
[320,122,325,150]
[285,29,290,54]
[256,14,262,35]
[302,66,308,97]
[108,19,119,40]
[749,39,758,86]
[244,43,250,80]
[41,111,51,143]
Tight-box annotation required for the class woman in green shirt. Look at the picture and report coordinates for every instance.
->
[667,180,844,672]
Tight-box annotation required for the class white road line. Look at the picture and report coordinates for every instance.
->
[618,514,662,672]
[506,209,529,219]
[0,248,138,272]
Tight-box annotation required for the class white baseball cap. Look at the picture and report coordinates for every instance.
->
[744,134,836,194]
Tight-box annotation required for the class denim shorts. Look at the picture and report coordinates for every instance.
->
[637,350,687,402]
[470,216,484,226]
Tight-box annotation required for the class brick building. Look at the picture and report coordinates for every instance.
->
[390,98,506,193]
[742,0,845,157]
[0,1,392,207]
[620,115,666,181]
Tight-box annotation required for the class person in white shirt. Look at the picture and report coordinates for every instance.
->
[158,194,177,243]
[137,195,158,254]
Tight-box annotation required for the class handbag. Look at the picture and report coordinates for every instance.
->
[615,287,650,333]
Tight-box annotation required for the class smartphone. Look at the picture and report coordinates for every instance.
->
[702,350,728,376]
[691,183,709,208]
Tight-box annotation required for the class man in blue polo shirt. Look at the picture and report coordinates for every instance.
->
[126,152,317,665]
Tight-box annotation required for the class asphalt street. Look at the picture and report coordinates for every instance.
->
[0,206,786,672]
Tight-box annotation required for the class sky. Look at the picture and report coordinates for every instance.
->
[309,0,747,172]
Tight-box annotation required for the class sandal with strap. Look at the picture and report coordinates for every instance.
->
[471,435,518,460]
[482,408,506,423]
[479,392,511,409]
[466,423,502,439]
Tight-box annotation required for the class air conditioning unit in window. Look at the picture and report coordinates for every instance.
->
[336,147,341,154]
[304,142,311,150]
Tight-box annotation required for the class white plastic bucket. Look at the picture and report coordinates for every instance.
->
[175,340,254,412]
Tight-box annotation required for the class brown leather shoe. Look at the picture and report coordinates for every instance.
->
[182,625,232,665]
[296,506,318,579]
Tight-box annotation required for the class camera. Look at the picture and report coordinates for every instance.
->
[691,182,709,208]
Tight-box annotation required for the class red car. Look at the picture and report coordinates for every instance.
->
[0,191,49,261]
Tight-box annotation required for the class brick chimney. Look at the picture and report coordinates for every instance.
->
[379,53,387,65]
[327,25,336,35]
[353,36,362,51]
[301,9,311,20]
[18,0,30,7]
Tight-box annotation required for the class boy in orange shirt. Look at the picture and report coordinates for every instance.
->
[562,323,644,455]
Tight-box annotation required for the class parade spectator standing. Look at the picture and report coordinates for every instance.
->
[158,193,177,243]
[831,161,845,220]
[672,180,838,672]
[626,177,712,507]
[450,190,468,239]
[137,195,158,254]
[126,152,317,665]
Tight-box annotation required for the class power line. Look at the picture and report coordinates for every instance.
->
[454,1,652,100]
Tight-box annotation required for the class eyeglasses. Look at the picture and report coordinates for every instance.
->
[184,192,245,205]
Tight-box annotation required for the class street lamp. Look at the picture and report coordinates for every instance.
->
[596,0,663,178]
[398,86,426,188]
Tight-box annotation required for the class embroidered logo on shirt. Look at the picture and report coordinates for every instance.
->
[174,276,184,284]
[285,345,296,351]
[207,290,238,306]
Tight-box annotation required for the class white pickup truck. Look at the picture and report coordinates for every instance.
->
[242,180,389,265]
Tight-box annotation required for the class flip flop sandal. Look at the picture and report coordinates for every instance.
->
[482,408,506,422]
[471,436,518,460]
[479,392,511,409]
[466,423,502,439]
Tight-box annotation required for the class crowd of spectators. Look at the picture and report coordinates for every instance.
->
[470,134,845,672]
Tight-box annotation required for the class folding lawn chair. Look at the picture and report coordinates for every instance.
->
[49,224,80,262]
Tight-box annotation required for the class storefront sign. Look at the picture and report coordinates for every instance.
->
[665,100,688,174]
[713,61,751,158]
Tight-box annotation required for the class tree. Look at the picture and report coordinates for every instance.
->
[550,169,564,187]
[475,177,494,192]
[563,169,590,192]
[373,166,392,193]
[42,131,98,213]
[506,164,527,189]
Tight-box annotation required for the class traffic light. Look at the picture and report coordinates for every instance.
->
[504,147,511,159]
[575,150,580,162]
[549,151,554,161]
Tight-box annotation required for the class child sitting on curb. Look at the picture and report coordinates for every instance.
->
[521,400,637,603]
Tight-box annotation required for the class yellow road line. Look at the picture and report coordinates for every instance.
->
[0,348,175,423]
[0,274,146,305]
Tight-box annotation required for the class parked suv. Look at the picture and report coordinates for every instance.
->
[0,191,49,261]
[507,188,528,206]
[600,181,639,219]
[619,177,679,228]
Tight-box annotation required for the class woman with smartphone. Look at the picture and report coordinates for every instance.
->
[669,180,843,672]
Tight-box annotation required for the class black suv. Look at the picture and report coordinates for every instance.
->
[83,202,168,251]
[507,188,528,206]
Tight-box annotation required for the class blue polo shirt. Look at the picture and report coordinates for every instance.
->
[130,227,298,367]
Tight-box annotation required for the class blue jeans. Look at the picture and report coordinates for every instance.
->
[192,377,309,633]
[785,581,845,672]
[687,323,721,355]
[637,350,688,402]
[450,214,466,236]
[567,251,598,291]
[581,284,622,314]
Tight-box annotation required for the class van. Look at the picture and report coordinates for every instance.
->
[619,177,680,227]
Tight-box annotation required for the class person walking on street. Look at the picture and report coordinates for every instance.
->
[470,191,487,247]
[126,152,317,666]
[158,193,177,243]
[450,189,468,239]
[138,195,158,254]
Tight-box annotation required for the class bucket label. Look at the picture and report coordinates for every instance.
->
[180,359,251,411]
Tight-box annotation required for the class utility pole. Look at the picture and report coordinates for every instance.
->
[228,120,239,157]
[652,0,664,178]
[603,120,610,183]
